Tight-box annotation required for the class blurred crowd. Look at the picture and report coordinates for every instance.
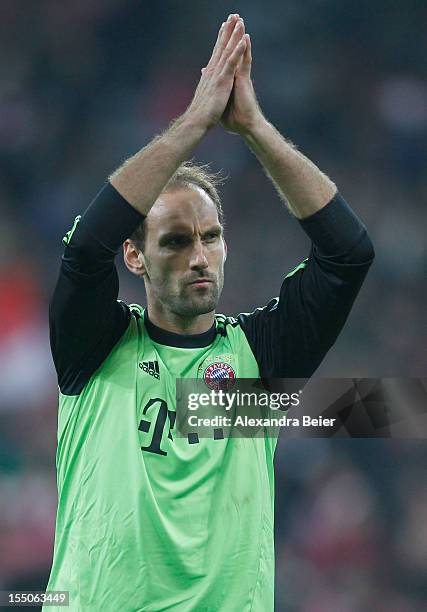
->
[0,1,426,610]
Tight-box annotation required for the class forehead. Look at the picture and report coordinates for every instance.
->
[145,186,220,235]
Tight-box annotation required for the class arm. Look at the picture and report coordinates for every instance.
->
[222,21,374,376]
[237,197,375,378]
[220,29,335,218]
[49,185,143,395]
[241,118,336,219]
[109,14,247,213]
[50,15,248,394]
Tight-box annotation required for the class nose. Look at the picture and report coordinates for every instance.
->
[189,239,209,271]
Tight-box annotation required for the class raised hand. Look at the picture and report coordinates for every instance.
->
[186,14,248,130]
[219,22,263,135]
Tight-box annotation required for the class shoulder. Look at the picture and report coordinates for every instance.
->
[215,313,251,342]
[216,260,309,331]
[127,302,145,320]
[215,312,239,331]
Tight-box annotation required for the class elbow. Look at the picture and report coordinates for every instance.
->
[360,231,375,263]
[348,230,375,265]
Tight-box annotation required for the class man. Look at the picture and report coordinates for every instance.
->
[45,13,374,612]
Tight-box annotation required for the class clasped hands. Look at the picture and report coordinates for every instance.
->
[187,13,263,136]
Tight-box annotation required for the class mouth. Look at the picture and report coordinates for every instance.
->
[188,279,213,287]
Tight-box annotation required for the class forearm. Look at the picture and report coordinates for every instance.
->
[109,114,207,215]
[242,116,336,219]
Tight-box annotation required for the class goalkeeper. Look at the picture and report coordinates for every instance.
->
[45,13,374,611]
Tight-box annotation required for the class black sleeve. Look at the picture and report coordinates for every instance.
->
[238,193,375,378]
[49,183,145,395]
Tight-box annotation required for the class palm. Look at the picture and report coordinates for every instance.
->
[220,76,259,135]
[220,86,237,132]
[219,31,261,135]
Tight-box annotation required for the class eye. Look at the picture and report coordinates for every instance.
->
[203,232,219,242]
[165,236,191,248]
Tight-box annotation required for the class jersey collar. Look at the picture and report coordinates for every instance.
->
[144,310,217,348]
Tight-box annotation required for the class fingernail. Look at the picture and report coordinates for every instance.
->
[227,14,233,21]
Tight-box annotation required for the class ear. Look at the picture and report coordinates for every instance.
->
[123,239,146,277]
[223,237,228,262]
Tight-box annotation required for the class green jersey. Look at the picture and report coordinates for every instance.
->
[46,306,275,611]
[46,183,373,610]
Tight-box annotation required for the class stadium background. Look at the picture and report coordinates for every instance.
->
[0,1,425,610]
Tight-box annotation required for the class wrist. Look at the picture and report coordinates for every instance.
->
[240,112,270,141]
[181,108,214,135]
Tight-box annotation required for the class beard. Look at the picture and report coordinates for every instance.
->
[173,283,221,317]
[148,270,224,319]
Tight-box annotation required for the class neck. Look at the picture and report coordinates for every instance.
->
[147,305,215,335]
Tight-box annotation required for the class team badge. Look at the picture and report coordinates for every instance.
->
[204,362,236,390]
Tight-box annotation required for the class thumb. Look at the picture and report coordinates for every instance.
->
[236,33,251,77]
[236,55,244,74]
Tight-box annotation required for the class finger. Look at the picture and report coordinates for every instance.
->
[207,22,225,67]
[237,34,251,77]
[223,36,247,76]
[236,55,244,74]
[223,13,242,47]
[219,18,245,69]
[226,17,245,51]
[246,33,252,66]
[210,15,239,67]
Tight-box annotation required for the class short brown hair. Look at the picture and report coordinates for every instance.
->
[130,160,225,251]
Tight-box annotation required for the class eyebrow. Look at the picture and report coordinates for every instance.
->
[202,225,223,237]
[158,225,222,244]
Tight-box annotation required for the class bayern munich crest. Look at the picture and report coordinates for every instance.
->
[204,362,236,390]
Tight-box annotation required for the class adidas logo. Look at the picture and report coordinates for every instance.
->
[139,360,160,379]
